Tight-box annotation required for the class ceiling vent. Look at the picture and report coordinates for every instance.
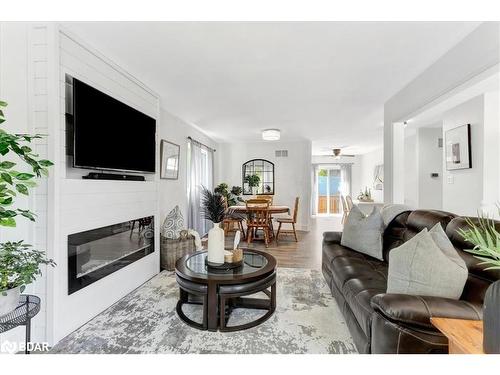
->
[275,150,288,157]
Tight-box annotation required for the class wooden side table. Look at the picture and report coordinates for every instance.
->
[431,317,484,354]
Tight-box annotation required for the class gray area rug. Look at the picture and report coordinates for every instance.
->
[51,268,357,354]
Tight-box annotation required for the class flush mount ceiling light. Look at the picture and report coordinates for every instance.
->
[262,129,281,141]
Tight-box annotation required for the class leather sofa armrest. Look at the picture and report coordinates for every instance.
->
[323,231,342,244]
[370,293,482,330]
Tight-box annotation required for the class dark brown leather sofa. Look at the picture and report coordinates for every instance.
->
[322,209,500,354]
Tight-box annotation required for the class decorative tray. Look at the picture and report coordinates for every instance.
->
[205,258,243,271]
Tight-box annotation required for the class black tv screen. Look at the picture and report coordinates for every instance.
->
[72,78,156,173]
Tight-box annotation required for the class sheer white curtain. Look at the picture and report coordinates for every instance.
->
[311,164,320,215]
[339,163,352,197]
[187,138,214,236]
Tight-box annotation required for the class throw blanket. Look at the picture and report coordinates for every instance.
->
[379,204,413,228]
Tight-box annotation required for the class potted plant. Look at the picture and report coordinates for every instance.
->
[0,242,56,315]
[458,208,500,354]
[214,183,244,206]
[244,174,260,195]
[0,100,55,316]
[201,186,226,264]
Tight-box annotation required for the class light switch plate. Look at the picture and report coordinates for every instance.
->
[447,175,454,184]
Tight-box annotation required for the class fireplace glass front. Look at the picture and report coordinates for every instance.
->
[68,216,154,294]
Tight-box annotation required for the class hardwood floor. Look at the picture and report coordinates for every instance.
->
[225,215,343,269]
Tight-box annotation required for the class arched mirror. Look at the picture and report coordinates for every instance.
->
[242,159,275,195]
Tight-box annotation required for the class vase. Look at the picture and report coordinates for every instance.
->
[483,280,500,353]
[0,286,21,317]
[207,222,225,264]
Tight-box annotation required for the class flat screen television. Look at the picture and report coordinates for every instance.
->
[72,78,156,173]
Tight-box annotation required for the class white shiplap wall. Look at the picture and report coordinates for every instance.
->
[47,28,161,345]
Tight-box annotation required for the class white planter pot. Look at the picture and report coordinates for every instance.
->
[0,286,21,317]
[207,222,225,264]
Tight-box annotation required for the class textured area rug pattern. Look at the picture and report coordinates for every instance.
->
[51,268,357,354]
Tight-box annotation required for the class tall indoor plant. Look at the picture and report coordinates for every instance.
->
[458,208,500,354]
[201,186,225,264]
[0,100,55,316]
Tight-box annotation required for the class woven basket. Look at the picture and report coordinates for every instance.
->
[160,231,196,271]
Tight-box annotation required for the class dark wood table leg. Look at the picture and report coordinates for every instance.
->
[207,281,218,331]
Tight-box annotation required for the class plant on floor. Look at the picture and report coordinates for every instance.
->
[201,186,225,224]
[214,182,244,206]
[0,100,55,315]
[458,206,500,354]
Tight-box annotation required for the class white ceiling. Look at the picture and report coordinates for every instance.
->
[63,22,480,155]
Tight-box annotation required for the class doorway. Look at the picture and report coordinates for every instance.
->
[316,167,341,215]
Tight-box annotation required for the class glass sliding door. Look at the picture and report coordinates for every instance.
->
[317,167,341,215]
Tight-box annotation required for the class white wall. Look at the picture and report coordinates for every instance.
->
[358,148,384,203]
[404,129,419,207]
[384,22,500,204]
[442,96,484,216]
[218,140,311,230]
[0,22,49,347]
[159,109,219,223]
[418,127,443,209]
[49,28,161,345]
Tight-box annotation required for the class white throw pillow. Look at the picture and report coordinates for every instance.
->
[341,205,384,260]
[387,225,468,299]
[162,205,184,239]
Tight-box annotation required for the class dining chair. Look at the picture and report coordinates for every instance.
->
[259,195,274,205]
[346,195,354,211]
[276,197,299,243]
[341,195,350,224]
[222,197,246,239]
[245,201,271,247]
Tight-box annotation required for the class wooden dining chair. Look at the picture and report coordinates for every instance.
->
[245,201,271,247]
[259,195,274,205]
[222,197,246,239]
[346,195,354,210]
[276,197,299,243]
[341,195,350,224]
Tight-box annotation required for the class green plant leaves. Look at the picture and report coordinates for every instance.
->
[14,172,35,180]
[0,99,53,227]
[0,240,56,292]
[0,217,16,227]
[1,172,12,185]
[0,161,15,169]
[15,184,28,195]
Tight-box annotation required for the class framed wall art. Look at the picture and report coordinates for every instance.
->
[445,124,471,171]
[160,140,180,179]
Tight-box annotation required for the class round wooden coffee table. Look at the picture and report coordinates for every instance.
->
[175,249,277,332]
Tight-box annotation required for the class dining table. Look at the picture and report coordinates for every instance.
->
[227,205,290,241]
[227,205,290,215]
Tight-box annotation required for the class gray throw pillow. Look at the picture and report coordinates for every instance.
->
[387,225,468,299]
[341,205,384,260]
[162,205,184,239]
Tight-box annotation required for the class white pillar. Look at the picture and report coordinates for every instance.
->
[481,90,500,218]
[384,121,405,204]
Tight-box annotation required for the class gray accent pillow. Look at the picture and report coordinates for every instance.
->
[341,205,384,260]
[387,225,468,299]
[162,205,184,239]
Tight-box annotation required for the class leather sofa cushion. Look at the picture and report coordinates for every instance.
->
[342,277,387,337]
[330,254,387,291]
[325,246,388,338]
[322,241,365,267]
[371,293,482,330]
